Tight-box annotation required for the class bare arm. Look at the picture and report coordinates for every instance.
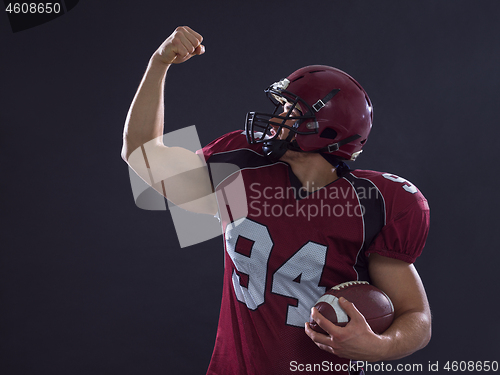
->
[122,27,217,215]
[121,56,168,161]
[368,254,431,360]
[305,253,431,362]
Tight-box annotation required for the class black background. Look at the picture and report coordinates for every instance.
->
[1,1,499,374]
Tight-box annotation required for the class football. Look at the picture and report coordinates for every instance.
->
[309,281,394,334]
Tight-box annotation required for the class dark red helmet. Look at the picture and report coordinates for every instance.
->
[245,65,373,161]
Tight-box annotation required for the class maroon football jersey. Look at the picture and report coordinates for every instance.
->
[200,131,430,375]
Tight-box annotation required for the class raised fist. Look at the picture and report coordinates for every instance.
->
[153,26,205,65]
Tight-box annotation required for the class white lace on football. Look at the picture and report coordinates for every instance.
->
[330,280,369,291]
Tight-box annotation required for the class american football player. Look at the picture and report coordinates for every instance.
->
[122,26,431,375]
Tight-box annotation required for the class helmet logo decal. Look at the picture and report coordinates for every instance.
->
[270,78,290,92]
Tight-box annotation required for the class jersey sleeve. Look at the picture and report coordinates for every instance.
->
[367,194,430,264]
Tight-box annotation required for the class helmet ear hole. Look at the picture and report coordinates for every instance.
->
[319,128,338,140]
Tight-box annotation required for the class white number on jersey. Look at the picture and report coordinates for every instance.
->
[382,173,418,194]
[271,242,327,327]
[225,217,327,326]
[225,218,273,310]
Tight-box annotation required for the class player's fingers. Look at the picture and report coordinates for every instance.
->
[183,26,203,43]
[182,26,203,48]
[175,31,205,60]
[175,26,202,56]
[304,322,327,343]
[304,322,320,339]
[176,32,198,55]
[194,44,205,56]
[171,35,190,58]
[310,307,343,336]
[305,324,332,347]
[305,323,339,355]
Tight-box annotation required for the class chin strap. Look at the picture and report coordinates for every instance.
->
[262,130,297,162]
[288,134,361,154]
[315,134,361,153]
[312,89,340,112]
[263,133,361,162]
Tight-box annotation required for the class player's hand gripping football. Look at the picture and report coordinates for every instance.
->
[153,26,205,65]
[305,297,386,362]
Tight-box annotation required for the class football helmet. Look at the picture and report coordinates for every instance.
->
[245,65,373,162]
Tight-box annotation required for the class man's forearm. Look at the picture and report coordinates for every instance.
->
[121,56,170,161]
[378,309,432,361]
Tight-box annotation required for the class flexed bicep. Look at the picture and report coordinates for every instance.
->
[127,138,217,215]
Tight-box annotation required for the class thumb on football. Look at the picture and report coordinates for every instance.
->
[339,297,365,323]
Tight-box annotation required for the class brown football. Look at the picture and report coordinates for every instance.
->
[309,281,394,334]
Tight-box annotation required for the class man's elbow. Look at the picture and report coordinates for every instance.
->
[121,143,130,163]
[420,310,432,349]
[409,309,432,354]
[121,138,137,163]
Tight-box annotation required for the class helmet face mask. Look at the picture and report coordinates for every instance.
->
[245,65,373,162]
[245,88,318,145]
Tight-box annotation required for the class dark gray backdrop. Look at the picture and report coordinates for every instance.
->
[2,1,499,374]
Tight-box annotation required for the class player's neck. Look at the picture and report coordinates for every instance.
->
[282,152,338,191]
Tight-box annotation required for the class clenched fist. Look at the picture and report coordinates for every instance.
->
[153,26,205,65]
